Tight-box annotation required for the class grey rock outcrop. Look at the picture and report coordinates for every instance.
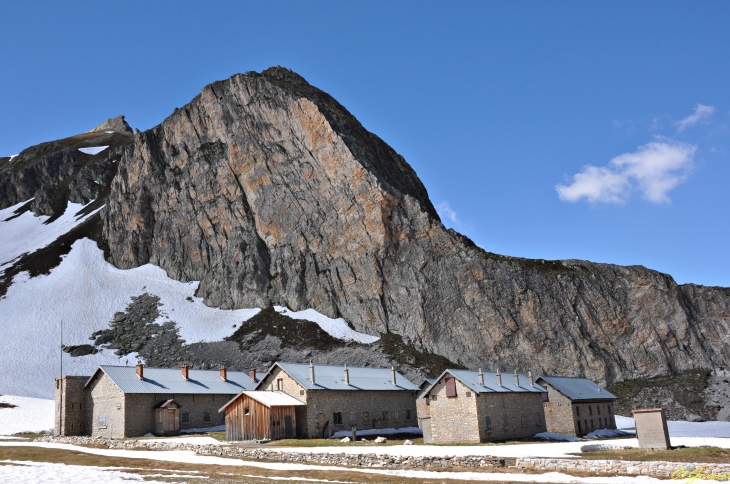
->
[100,67,730,385]
[88,115,133,134]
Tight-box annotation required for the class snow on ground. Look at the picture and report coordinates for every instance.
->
[0,200,101,271]
[585,429,633,438]
[144,436,224,445]
[181,425,225,434]
[0,442,686,483]
[0,459,197,483]
[78,146,108,155]
[615,415,730,438]
[331,426,422,439]
[534,432,580,442]
[0,395,54,435]
[615,415,635,429]
[274,307,379,344]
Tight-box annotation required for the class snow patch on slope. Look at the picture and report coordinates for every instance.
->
[0,200,101,271]
[275,307,379,344]
[0,395,54,435]
[78,146,108,155]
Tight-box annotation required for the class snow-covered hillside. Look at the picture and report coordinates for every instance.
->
[0,202,379,399]
[0,395,54,435]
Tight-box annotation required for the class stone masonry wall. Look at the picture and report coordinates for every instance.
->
[87,373,125,438]
[572,401,616,436]
[125,393,233,437]
[542,384,578,435]
[428,378,480,443]
[540,383,616,436]
[54,376,89,436]
[476,391,546,442]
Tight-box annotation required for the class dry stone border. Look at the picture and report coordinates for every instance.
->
[517,457,730,479]
[36,436,505,469]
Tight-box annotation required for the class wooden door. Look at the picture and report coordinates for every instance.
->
[284,416,293,438]
[166,410,176,432]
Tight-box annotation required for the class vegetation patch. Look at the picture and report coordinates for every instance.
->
[576,446,730,464]
[198,141,226,164]
[379,331,463,378]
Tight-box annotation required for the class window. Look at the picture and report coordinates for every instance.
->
[590,418,594,429]
[588,406,593,416]
[405,409,412,421]
[363,411,369,422]
[56,380,60,389]
[608,404,612,414]
[181,411,189,423]
[485,416,492,431]
[203,411,211,423]
[520,413,527,427]
[466,391,472,398]
[445,377,457,397]
[541,392,549,402]
[350,411,357,423]
[333,412,343,425]
[598,417,602,427]
[99,414,107,428]
[425,396,430,405]
[300,390,304,395]
[244,407,250,416]
[382,411,389,422]
[277,379,284,391]
[317,413,325,426]
[393,410,399,421]
[597,405,601,415]
[576,406,580,416]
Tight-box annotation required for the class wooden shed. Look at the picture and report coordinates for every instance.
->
[219,391,305,441]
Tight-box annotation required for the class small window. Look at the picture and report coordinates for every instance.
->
[576,406,581,416]
[277,379,284,391]
[485,415,492,430]
[465,391,472,398]
[590,418,594,429]
[350,411,356,423]
[393,410,399,421]
[203,411,211,423]
[56,380,60,389]
[181,411,190,423]
[99,414,107,428]
[608,404,612,414]
[425,396,430,405]
[300,389,304,395]
[333,412,343,425]
[382,411,389,422]
[363,410,369,422]
[597,405,601,415]
[541,392,549,402]
[244,408,250,416]
[588,406,593,416]
[405,409,412,421]
[445,377,457,397]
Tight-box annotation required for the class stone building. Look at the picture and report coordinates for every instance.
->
[536,375,617,437]
[255,362,419,438]
[415,378,435,427]
[55,363,264,438]
[420,369,547,444]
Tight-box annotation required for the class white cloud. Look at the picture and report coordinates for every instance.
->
[436,201,460,226]
[675,104,715,132]
[556,140,696,204]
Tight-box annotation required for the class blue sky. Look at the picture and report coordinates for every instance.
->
[2,2,729,287]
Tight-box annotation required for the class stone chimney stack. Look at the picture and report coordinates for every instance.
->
[478,368,484,386]
[249,368,257,382]
[220,366,227,381]
[514,370,520,386]
[136,361,143,379]
[309,360,315,384]
[391,366,397,386]
[495,369,502,386]
[528,369,534,387]
[181,365,189,380]
[343,364,349,385]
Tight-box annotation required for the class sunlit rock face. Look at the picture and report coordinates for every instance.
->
[102,67,730,384]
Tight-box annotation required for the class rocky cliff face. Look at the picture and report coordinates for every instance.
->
[99,67,730,385]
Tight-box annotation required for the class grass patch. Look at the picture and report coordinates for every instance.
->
[576,446,730,464]
[379,331,463,378]
[10,432,43,439]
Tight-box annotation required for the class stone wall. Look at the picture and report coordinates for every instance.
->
[517,457,730,479]
[571,401,616,436]
[540,382,616,436]
[428,378,480,443]
[87,373,126,438]
[475,391,546,442]
[125,392,231,437]
[542,384,577,435]
[54,376,89,436]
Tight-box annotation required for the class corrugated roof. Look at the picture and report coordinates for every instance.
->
[240,391,306,407]
[425,370,546,395]
[89,366,265,394]
[537,375,617,401]
[266,362,419,391]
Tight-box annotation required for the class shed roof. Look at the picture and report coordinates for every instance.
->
[260,362,419,391]
[424,370,546,396]
[86,366,265,394]
[219,391,306,413]
[537,375,617,401]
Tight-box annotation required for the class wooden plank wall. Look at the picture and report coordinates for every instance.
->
[224,394,298,441]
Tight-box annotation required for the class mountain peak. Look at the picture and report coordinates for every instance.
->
[88,115,133,134]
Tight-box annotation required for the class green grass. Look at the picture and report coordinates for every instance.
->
[10,433,44,439]
[576,446,730,464]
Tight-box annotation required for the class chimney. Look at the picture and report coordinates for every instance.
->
[478,368,484,386]
[220,365,227,381]
[309,360,315,385]
[528,369,534,387]
[391,366,397,386]
[495,369,502,386]
[181,365,189,380]
[343,364,349,385]
[249,368,257,382]
[514,370,520,386]
[136,361,143,380]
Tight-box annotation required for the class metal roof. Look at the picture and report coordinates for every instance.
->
[240,391,306,407]
[537,375,617,401]
[424,370,547,396]
[88,366,266,395]
[263,362,419,391]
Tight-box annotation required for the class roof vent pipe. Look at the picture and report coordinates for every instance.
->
[478,368,484,386]
[309,360,315,385]
[136,361,143,380]
[495,369,502,386]
[343,364,349,385]
[391,366,397,386]
[528,369,534,387]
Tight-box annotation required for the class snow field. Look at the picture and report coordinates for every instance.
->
[0,459,200,483]
[78,146,108,155]
[0,395,54,435]
[275,307,379,344]
[616,415,730,438]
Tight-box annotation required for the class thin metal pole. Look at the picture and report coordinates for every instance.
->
[58,320,63,436]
